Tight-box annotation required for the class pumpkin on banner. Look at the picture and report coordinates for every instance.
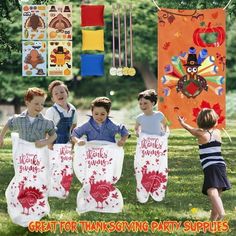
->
[193,22,225,47]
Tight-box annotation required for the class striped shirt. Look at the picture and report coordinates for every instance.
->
[7,110,56,142]
[199,140,225,169]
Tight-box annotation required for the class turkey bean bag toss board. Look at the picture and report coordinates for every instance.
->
[134,133,169,203]
[73,141,124,213]
[5,133,50,227]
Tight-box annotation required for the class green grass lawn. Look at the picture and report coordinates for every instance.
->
[0,126,235,236]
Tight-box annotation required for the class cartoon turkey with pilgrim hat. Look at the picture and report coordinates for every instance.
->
[177,47,208,98]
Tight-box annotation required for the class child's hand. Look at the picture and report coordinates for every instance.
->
[117,139,125,146]
[35,139,47,148]
[177,116,185,124]
[77,140,86,146]
[48,143,54,150]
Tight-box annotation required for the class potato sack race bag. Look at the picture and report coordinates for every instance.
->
[5,133,50,227]
[73,141,124,213]
[48,144,73,199]
[134,132,169,203]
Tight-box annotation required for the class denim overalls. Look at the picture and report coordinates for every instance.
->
[53,105,75,144]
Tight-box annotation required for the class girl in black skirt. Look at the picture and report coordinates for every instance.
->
[178,108,231,221]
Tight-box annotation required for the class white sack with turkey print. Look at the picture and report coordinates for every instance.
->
[5,133,50,227]
[74,141,124,213]
[48,144,73,199]
[134,132,169,203]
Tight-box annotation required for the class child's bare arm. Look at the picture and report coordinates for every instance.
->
[0,123,9,147]
[177,116,201,137]
[161,116,168,133]
[117,134,129,146]
[134,122,140,137]
[71,123,77,131]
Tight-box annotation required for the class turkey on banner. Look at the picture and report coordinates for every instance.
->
[73,141,124,213]
[134,132,169,203]
[48,144,73,199]
[5,133,50,227]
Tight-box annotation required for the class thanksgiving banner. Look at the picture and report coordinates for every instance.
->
[158,8,226,129]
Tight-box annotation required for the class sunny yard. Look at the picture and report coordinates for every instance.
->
[0,123,235,236]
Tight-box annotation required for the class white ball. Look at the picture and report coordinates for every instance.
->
[109,67,117,76]
[116,67,123,76]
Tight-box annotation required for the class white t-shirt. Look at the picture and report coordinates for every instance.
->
[27,115,36,124]
[45,103,78,126]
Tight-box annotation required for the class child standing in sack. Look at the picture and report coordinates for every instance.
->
[134,89,169,203]
[72,97,128,213]
[0,87,56,227]
[178,108,231,220]
[45,80,78,198]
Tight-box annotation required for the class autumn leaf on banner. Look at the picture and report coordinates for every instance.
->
[192,100,225,124]
[163,42,171,50]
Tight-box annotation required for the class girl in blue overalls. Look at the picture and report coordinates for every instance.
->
[45,80,78,198]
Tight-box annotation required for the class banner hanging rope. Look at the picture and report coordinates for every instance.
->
[152,0,233,11]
